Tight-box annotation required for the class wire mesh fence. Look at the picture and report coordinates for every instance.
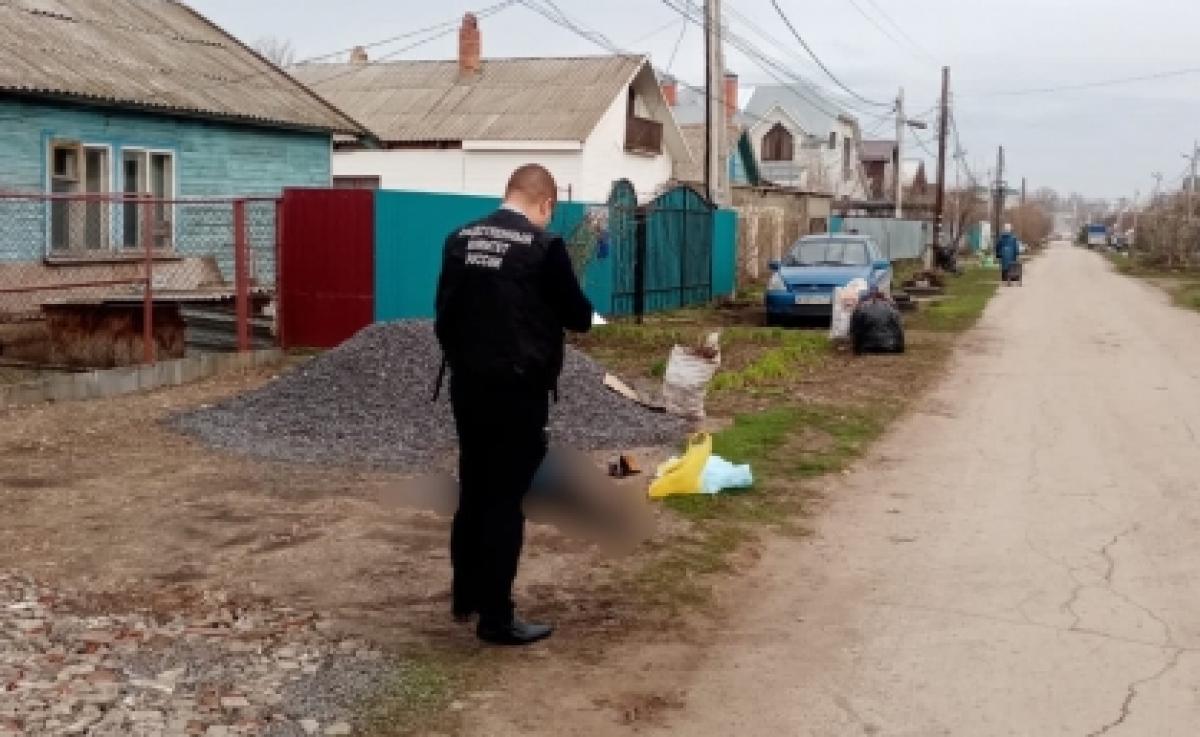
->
[0,193,279,368]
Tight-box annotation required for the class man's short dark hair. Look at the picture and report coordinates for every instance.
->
[505,164,557,204]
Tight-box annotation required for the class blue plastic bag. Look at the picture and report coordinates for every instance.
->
[699,455,754,495]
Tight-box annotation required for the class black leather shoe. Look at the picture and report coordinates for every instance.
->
[476,617,554,646]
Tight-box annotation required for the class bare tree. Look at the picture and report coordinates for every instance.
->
[1006,202,1053,246]
[252,37,296,67]
[946,188,983,250]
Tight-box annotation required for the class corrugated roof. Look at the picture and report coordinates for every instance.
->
[0,0,365,134]
[290,55,647,143]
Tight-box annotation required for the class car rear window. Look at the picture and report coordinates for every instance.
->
[786,240,870,267]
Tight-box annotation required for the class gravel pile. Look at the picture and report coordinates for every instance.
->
[171,321,686,470]
[0,572,390,736]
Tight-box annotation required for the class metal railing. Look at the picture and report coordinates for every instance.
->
[0,192,279,368]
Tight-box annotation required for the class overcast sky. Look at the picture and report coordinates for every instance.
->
[189,0,1200,201]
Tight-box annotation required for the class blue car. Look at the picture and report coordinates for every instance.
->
[765,235,893,324]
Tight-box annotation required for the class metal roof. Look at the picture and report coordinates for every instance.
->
[290,55,648,143]
[744,84,851,139]
[0,0,365,134]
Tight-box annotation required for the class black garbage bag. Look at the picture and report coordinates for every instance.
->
[935,246,961,274]
[850,298,906,354]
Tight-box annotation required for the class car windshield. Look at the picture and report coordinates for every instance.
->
[785,240,870,267]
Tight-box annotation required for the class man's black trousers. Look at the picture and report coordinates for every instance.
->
[449,375,549,628]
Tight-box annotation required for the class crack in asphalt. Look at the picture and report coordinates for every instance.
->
[1085,648,1185,737]
[864,600,1199,654]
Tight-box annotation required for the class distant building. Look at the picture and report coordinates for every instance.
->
[661,73,760,194]
[291,14,690,202]
[860,140,898,200]
[742,84,869,200]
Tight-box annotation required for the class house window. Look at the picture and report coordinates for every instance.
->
[120,149,175,251]
[49,141,110,252]
[333,176,381,190]
[843,138,852,181]
[829,131,837,149]
[762,123,794,162]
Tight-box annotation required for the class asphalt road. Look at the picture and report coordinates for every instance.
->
[646,243,1200,736]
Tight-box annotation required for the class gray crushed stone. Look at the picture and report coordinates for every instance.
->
[171,320,686,470]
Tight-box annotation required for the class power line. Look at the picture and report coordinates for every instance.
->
[305,1,520,89]
[665,18,688,73]
[842,0,936,67]
[768,0,892,109]
[858,0,940,65]
[659,0,857,122]
[720,1,823,76]
[965,65,1200,96]
[517,0,804,136]
[626,14,689,47]
[908,127,937,159]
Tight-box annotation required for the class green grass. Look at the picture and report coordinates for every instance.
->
[891,257,926,287]
[1173,282,1200,312]
[632,403,891,607]
[907,266,1000,332]
[709,331,828,391]
[1106,252,1200,314]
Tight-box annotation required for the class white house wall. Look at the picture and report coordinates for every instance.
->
[332,148,467,192]
[462,150,583,200]
[330,81,676,202]
[581,87,675,202]
[332,146,585,199]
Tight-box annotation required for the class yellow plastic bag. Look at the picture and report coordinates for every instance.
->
[648,433,713,499]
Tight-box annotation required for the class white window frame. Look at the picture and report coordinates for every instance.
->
[119,147,177,253]
[46,139,114,255]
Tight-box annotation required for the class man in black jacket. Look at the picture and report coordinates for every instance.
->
[435,164,593,646]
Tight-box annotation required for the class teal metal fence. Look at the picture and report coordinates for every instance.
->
[374,190,593,321]
[372,186,736,322]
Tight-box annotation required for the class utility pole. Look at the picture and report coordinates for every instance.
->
[1188,141,1199,224]
[1132,189,1140,247]
[992,145,1005,244]
[703,0,726,206]
[1021,177,1026,206]
[1151,171,1163,207]
[931,66,950,270]
[895,87,904,219]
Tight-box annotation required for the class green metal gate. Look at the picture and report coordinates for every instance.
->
[608,179,639,316]
[644,184,713,312]
[607,181,714,317]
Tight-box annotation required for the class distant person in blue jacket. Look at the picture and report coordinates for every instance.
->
[996,224,1021,285]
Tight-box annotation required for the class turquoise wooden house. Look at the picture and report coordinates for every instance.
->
[0,0,364,279]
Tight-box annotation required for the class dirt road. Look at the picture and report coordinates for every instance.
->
[628,244,1200,736]
[466,244,1200,737]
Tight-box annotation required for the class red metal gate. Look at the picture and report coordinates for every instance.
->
[278,188,375,348]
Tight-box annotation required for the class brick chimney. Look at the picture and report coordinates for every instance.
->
[660,74,678,107]
[350,46,368,64]
[459,13,482,77]
[723,72,739,121]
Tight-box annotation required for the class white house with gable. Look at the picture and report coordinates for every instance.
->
[291,14,690,202]
[743,84,869,200]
